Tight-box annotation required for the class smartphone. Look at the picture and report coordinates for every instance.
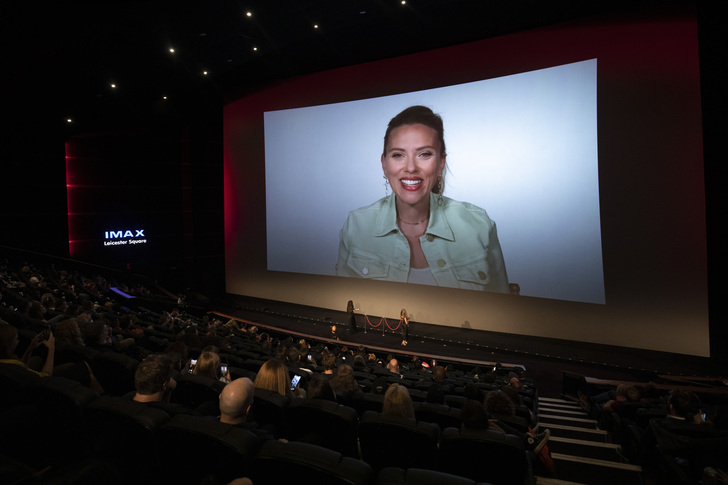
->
[189,359,197,374]
[290,374,301,390]
[220,364,228,375]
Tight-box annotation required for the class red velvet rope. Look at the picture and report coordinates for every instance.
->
[364,314,402,331]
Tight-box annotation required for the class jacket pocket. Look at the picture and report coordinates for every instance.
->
[451,257,490,288]
[345,250,391,279]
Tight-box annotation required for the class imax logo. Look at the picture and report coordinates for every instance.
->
[105,230,145,239]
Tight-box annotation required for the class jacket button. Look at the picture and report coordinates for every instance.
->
[426,234,434,242]
[437,259,446,267]
[362,267,369,275]
[478,271,487,280]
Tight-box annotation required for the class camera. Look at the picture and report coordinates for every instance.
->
[188,359,197,374]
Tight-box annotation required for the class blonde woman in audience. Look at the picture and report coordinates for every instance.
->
[383,383,415,419]
[193,350,230,383]
[254,358,303,399]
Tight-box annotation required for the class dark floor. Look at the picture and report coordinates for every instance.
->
[208,293,725,398]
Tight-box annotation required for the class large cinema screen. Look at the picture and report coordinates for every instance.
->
[224,8,709,357]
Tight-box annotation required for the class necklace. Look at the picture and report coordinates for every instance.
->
[397,216,428,225]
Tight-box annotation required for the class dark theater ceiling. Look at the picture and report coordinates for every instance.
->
[1,0,702,134]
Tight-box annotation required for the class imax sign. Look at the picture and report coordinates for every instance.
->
[105,230,145,239]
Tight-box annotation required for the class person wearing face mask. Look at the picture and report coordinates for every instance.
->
[336,105,509,292]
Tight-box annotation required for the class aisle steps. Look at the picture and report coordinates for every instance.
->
[535,397,642,485]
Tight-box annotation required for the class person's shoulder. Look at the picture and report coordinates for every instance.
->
[347,196,389,217]
[441,196,494,223]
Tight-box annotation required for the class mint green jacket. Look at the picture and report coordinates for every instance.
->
[336,193,509,293]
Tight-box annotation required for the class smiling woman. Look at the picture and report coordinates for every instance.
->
[335,105,509,293]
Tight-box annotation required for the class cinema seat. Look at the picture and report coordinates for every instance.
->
[438,427,534,485]
[376,467,484,485]
[84,396,170,484]
[252,439,374,485]
[283,398,360,458]
[90,351,139,396]
[358,411,439,473]
[249,387,290,435]
[157,414,263,485]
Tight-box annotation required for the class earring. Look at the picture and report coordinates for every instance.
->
[437,174,444,206]
[383,174,390,197]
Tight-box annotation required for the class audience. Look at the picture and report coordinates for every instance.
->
[6,254,725,484]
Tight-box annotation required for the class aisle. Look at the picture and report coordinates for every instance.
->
[535,397,643,485]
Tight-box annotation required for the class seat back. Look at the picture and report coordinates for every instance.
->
[357,411,439,473]
[84,396,169,484]
[284,398,359,457]
[171,373,226,412]
[90,352,139,396]
[252,439,374,485]
[439,427,533,485]
[157,414,262,485]
[413,402,462,430]
[377,467,479,485]
[250,387,289,434]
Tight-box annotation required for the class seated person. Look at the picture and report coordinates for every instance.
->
[0,321,54,378]
[383,383,415,419]
[193,350,231,384]
[306,373,337,402]
[484,390,550,454]
[125,354,198,416]
[217,377,273,440]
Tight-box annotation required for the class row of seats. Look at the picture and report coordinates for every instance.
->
[0,375,534,485]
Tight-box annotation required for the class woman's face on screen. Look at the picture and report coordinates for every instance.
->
[381,123,445,209]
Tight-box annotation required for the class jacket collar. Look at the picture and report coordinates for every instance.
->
[374,193,455,241]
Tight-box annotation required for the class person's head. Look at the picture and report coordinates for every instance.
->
[461,399,489,430]
[287,347,301,365]
[383,383,414,419]
[82,318,111,346]
[332,364,358,393]
[400,309,408,319]
[668,390,698,419]
[484,390,516,417]
[433,365,447,382]
[54,318,84,346]
[219,377,255,424]
[193,351,221,380]
[0,323,19,359]
[347,300,354,313]
[321,352,336,373]
[306,374,337,402]
[387,359,399,374]
[254,358,290,396]
[134,354,175,398]
[499,384,523,408]
[382,106,447,204]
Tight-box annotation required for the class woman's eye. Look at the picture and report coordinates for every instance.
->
[418,151,433,158]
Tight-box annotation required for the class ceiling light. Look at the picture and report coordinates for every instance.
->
[66,118,73,123]
[111,83,116,88]
[245,11,252,17]
[169,48,175,53]
[202,71,208,76]
[253,47,258,52]
[313,24,319,29]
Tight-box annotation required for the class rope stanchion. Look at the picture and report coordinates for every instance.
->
[363,314,402,337]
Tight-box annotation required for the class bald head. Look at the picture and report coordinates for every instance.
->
[219,377,255,424]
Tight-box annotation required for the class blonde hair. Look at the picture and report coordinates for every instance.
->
[383,383,414,419]
[254,358,290,396]
[193,351,221,380]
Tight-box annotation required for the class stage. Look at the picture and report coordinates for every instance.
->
[209,294,722,398]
